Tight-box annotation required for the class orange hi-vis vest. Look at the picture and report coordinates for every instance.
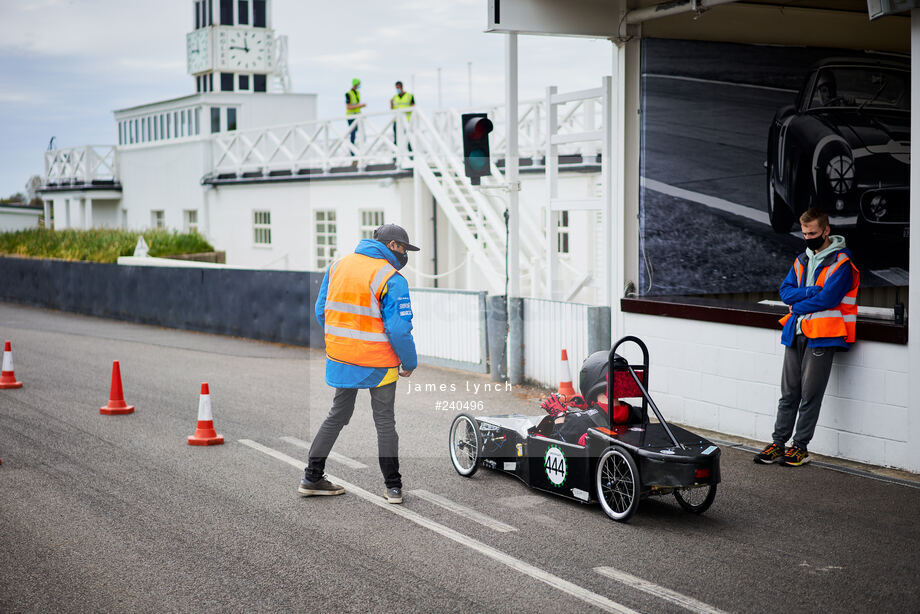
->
[779,251,859,343]
[324,253,401,367]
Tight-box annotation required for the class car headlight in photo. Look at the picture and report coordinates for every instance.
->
[825,154,855,195]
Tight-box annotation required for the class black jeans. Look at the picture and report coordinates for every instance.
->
[305,382,401,488]
[347,117,357,155]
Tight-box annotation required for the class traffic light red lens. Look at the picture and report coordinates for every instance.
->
[465,117,493,141]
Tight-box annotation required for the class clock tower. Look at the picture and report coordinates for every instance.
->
[186,0,275,94]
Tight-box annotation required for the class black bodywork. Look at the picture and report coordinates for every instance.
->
[766,56,910,240]
[449,336,721,521]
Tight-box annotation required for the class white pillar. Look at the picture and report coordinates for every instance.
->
[85,197,93,229]
[65,197,72,228]
[413,160,426,287]
[609,35,641,341]
[907,9,920,472]
[505,33,520,298]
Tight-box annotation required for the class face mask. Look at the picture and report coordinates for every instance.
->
[805,235,826,251]
[390,249,408,268]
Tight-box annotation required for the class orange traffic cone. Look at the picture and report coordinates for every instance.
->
[557,349,577,399]
[188,383,224,446]
[0,341,23,389]
[100,360,135,415]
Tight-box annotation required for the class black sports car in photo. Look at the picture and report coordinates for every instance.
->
[766,57,910,240]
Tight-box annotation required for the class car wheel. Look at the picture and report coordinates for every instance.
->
[766,161,795,233]
[674,484,717,514]
[595,446,640,522]
[449,413,482,477]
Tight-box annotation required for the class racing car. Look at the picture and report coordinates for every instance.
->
[448,336,721,522]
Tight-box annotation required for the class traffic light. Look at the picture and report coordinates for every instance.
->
[461,113,493,185]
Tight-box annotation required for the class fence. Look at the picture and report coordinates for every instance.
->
[410,287,488,373]
[522,298,610,390]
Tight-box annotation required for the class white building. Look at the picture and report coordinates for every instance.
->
[37,0,920,473]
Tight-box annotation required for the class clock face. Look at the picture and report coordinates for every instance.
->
[186,29,211,75]
[217,28,273,72]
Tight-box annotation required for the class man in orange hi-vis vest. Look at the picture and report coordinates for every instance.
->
[300,224,419,504]
[755,208,859,468]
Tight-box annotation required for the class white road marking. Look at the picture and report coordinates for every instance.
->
[239,439,640,614]
[643,73,797,94]
[642,178,769,226]
[280,436,368,469]
[409,489,518,533]
[595,567,730,614]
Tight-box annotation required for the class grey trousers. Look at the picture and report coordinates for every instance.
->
[772,334,836,449]
[305,382,401,488]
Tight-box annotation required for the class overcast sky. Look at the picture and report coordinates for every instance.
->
[0,0,613,198]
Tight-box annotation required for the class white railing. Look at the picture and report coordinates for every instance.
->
[522,297,592,390]
[411,288,488,372]
[209,109,413,177]
[429,97,604,163]
[44,146,118,185]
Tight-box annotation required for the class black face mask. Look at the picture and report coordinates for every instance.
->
[390,249,408,268]
[805,235,826,251]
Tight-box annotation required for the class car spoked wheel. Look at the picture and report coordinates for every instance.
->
[449,413,482,477]
[674,484,717,514]
[595,446,640,522]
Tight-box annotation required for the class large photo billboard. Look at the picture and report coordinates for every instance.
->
[638,38,910,297]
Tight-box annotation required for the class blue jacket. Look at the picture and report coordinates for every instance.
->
[779,247,854,350]
[315,239,418,388]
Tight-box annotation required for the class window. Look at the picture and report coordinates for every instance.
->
[238,0,249,24]
[141,117,147,142]
[253,210,271,245]
[220,0,233,24]
[360,210,385,239]
[184,209,199,234]
[194,108,200,135]
[315,210,337,269]
[221,72,234,92]
[195,1,201,29]
[253,0,266,26]
[118,122,123,146]
[210,107,221,133]
[151,210,165,229]
[167,113,172,138]
[557,210,569,254]
[197,75,202,92]
[227,107,237,131]
[254,74,267,92]
[238,74,249,91]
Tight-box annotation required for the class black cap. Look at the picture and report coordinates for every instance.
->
[373,224,420,251]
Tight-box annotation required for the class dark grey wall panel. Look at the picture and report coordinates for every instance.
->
[0,257,324,347]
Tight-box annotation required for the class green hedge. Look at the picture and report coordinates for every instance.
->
[0,229,215,263]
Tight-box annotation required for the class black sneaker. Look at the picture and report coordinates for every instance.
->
[384,487,403,504]
[779,445,811,467]
[753,443,785,464]
[298,476,345,496]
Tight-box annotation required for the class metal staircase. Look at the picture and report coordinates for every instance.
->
[411,108,543,295]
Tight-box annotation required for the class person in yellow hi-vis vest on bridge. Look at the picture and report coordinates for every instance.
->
[390,80,415,152]
[345,78,366,156]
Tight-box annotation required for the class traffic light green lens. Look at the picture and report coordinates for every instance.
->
[469,151,488,170]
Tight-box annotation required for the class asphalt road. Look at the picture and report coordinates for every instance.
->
[2,302,919,613]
